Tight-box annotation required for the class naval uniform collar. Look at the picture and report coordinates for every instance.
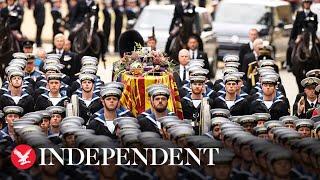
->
[205,88,214,97]
[95,114,117,134]
[219,94,244,104]
[1,126,15,141]
[97,107,130,121]
[219,81,225,87]
[257,92,283,103]
[218,88,226,94]
[182,94,193,103]
[204,131,214,139]
[4,90,29,98]
[240,91,248,97]
[145,112,162,130]
[142,109,153,116]
[1,127,9,137]
[48,129,60,138]
[117,108,129,116]
[145,109,173,123]
[49,92,62,98]
[96,113,113,123]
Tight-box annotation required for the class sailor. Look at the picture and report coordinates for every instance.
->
[207,117,229,140]
[24,53,43,82]
[181,75,214,134]
[69,56,103,94]
[34,73,69,110]
[250,76,290,120]
[46,106,66,144]
[213,55,240,90]
[238,115,257,134]
[0,106,23,145]
[254,113,271,127]
[279,116,298,129]
[249,63,285,97]
[217,71,250,100]
[266,147,295,180]
[0,69,34,114]
[264,121,285,141]
[294,119,314,138]
[232,135,257,179]
[212,74,250,116]
[2,64,35,97]
[211,149,249,180]
[89,82,131,124]
[138,84,175,135]
[253,126,268,139]
[38,110,51,136]
[60,117,84,148]
[76,73,103,123]
[87,87,129,138]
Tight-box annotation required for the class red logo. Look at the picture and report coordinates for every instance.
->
[11,144,36,170]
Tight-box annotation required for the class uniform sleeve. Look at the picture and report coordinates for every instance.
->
[138,118,147,132]
[181,99,193,120]
[0,96,5,111]
[212,98,226,109]
[34,96,41,111]
[270,101,290,120]
[208,99,215,111]
[277,84,286,97]
[61,76,70,87]
[212,80,223,93]
[87,118,96,131]
[24,96,35,114]
[34,96,48,111]
[249,100,268,114]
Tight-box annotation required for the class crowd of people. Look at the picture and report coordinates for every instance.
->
[0,34,319,179]
[0,0,320,180]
